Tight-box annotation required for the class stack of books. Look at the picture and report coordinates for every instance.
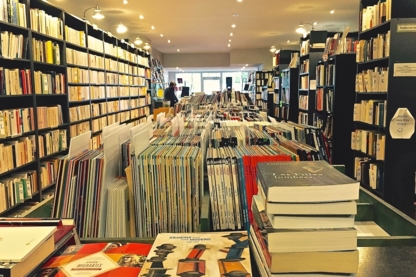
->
[250,161,360,276]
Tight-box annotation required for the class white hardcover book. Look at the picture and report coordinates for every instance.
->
[0,226,56,262]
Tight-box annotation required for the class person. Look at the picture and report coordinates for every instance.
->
[164,81,178,107]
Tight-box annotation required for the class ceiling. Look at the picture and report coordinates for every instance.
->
[53,0,359,54]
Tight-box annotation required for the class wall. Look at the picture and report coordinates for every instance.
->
[229,48,271,70]
[164,53,230,68]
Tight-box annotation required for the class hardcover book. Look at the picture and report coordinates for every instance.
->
[139,232,252,277]
[36,242,152,277]
[257,161,359,203]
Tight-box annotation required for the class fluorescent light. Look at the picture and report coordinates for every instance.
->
[231,24,236,28]
[330,10,334,14]
[139,15,144,19]
[116,23,127,33]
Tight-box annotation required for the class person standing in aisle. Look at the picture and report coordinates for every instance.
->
[164,81,178,107]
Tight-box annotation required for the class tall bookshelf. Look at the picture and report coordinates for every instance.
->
[298,31,332,126]
[352,0,416,217]
[0,0,152,217]
[255,70,273,111]
[272,49,297,121]
[278,67,299,122]
[315,54,356,177]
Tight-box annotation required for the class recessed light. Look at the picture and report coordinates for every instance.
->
[232,13,240,17]
[228,44,230,47]
[229,39,232,42]
[313,22,317,25]
[245,64,248,66]
[177,49,180,52]
[123,0,128,4]
[160,34,164,37]
[151,26,155,29]
[330,10,334,14]
[139,15,144,19]
[168,40,171,43]
[237,0,243,2]
[287,40,290,43]
[176,67,179,70]
[231,24,236,28]
[230,32,233,36]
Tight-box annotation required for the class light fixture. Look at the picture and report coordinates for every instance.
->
[123,0,128,4]
[83,5,105,20]
[160,34,164,37]
[229,39,232,42]
[116,23,127,33]
[313,22,317,25]
[177,49,180,52]
[151,26,155,30]
[134,36,143,45]
[270,45,276,53]
[228,44,230,47]
[296,22,314,34]
[168,40,171,43]
[245,64,248,66]
[176,67,179,70]
[143,42,151,50]
[231,24,236,28]
[232,13,240,17]
[237,0,243,2]
[139,15,144,19]
[287,40,290,43]
[230,32,233,36]
[330,10,335,14]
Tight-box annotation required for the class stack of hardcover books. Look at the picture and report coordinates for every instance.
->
[250,161,360,277]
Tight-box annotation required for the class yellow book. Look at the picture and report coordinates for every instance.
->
[45,40,53,64]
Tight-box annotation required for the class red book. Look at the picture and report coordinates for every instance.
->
[37,243,152,277]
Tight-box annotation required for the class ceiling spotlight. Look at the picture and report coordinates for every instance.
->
[330,10,335,14]
[143,42,151,50]
[232,13,240,17]
[139,15,144,19]
[83,5,105,20]
[177,49,180,52]
[134,36,143,45]
[245,64,248,66]
[231,24,236,28]
[229,39,232,42]
[230,32,233,36]
[228,44,230,47]
[116,23,127,33]
[176,67,179,70]
[160,34,164,37]
[287,40,290,43]
[313,22,317,25]
[168,39,171,43]
[237,0,243,2]
[123,0,128,3]
[270,45,276,53]
[151,26,155,30]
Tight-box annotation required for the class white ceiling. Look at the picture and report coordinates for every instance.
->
[53,0,358,54]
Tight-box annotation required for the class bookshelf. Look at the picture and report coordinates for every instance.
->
[271,49,299,122]
[298,31,332,126]
[315,54,356,177]
[352,0,416,217]
[0,0,152,217]
[255,70,273,111]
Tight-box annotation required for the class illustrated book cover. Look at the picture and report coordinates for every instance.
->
[36,242,152,277]
[139,232,252,277]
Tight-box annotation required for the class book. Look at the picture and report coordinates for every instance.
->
[139,232,252,277]
[0,226,56,262]
[257,161,359,203]
[37,242,152,277]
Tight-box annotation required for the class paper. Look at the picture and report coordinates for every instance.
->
[393,63,416,77]
[397,23,416,32]
[389,108,415,139]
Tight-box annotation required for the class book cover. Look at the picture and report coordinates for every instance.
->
[37,242,152,277]
[139,232,252,277]
[257,161,359,203]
